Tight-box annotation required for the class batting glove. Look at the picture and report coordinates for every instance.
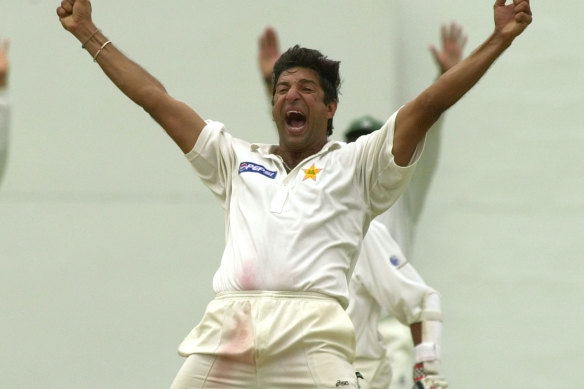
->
[413,363,448,389]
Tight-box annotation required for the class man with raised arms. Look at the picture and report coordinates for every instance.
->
[56,1,532,387]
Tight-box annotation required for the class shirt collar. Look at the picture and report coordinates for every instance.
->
[250,140,342,157]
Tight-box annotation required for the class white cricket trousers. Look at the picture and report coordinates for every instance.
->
[377,316,413,389]
[353,356,392,389]
[170,291,359,389]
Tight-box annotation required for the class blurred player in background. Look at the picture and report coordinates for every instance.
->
[0,39,11,187]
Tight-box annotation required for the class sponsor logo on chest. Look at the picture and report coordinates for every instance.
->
[238,162,277,179]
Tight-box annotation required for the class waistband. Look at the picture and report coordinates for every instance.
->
[215,290,338,303]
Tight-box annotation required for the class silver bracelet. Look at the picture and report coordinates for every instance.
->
[93,40,111,62]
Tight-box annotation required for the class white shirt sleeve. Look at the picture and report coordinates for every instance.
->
[349,109,426,218]
[185,120,236,207]
[354,221,436,325]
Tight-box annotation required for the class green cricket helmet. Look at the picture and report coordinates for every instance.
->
[344,115,384,143]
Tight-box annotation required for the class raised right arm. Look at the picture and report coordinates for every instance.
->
[56,0,206,153]
[257,27,281,101]
[406,23,467,225]
[392,0,532,166]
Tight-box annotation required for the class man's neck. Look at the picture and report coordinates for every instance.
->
[274,141,327,172]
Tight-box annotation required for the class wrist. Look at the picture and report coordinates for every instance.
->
[414,342,441,374]
[415,342,440,361]
[74,23,99,45]
[489,30,514,51]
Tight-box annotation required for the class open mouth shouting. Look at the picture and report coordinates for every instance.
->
[285,110,307,135]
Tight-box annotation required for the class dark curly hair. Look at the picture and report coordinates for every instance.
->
[272,45,341,136]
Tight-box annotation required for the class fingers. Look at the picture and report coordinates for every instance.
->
[440,24,448,47]
[259,29,268,50]
[515,0,533,17]
[514,0,533,27]
[264,27,277,46]
[429,45,439,61]
[56,7,68,18]
[57,0,94,31]
[460,32,468,51]
[441,22,466,48]
[61,0,74,13]
[514,0,532,14]
[450,22,464,44]
[433,22,467,74]
[259,26,278,52]
[515,12,533,26]
[446,23,459,41]
[0,39,9,54]
[56,0,73,18]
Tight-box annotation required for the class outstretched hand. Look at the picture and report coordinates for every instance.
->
[258,27,280,82]
[494,0,532,40]
[56,0,94,34]
[0,39,9,88]
[430,23,467,75]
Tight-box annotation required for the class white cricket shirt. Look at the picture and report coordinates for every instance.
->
[186,110,423,307]
[347,220,435,360]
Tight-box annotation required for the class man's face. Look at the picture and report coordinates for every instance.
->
[272,67,337,153]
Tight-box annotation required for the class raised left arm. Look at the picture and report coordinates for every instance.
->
[392,0,532,166]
